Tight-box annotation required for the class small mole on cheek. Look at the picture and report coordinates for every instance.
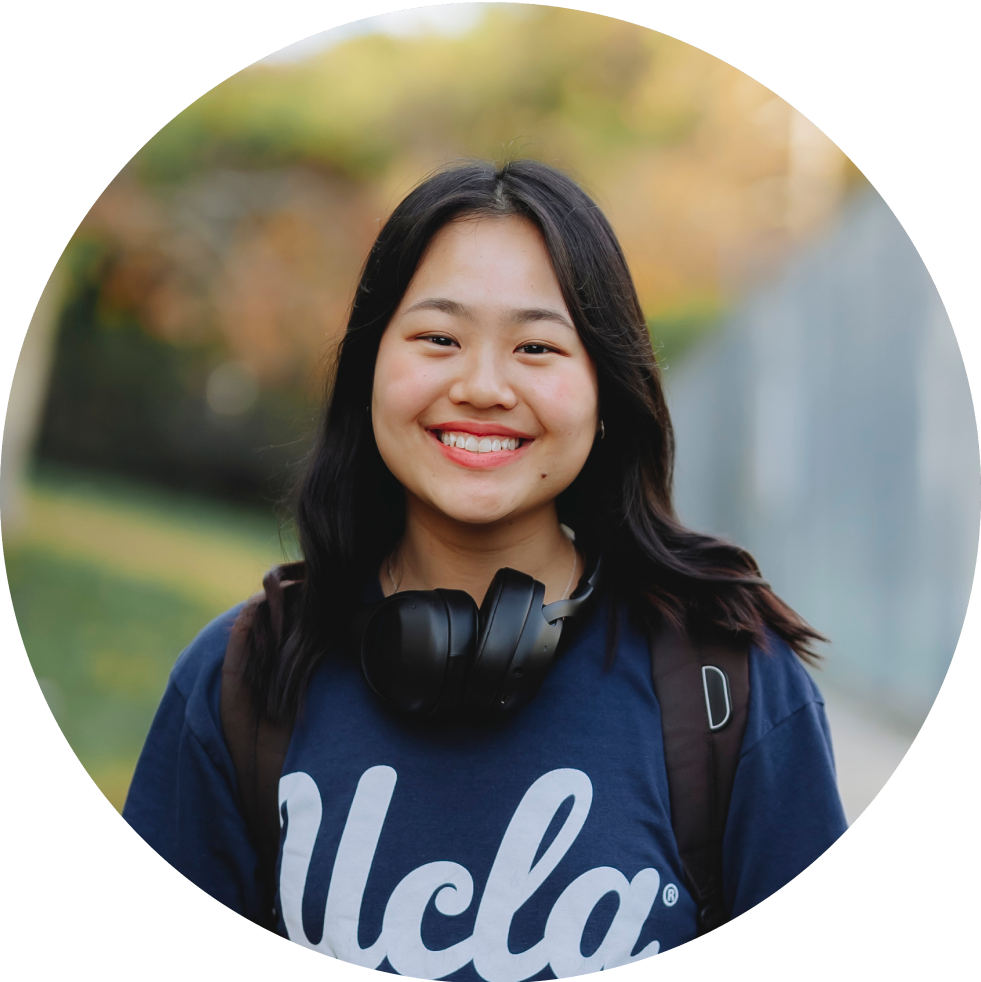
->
[541,473,547,479]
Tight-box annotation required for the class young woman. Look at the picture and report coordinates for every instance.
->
[124,160,847,977]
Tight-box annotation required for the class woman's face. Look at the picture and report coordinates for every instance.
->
[372,215,599,528]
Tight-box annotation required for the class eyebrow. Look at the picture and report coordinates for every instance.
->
[402,297,575,331]
[506,307,575,331]
[403,298,475,319]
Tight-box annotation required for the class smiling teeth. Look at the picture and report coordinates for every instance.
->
[440,431,520,452]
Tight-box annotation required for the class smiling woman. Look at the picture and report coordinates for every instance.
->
[372,215,597,603]
[123,160,846,977]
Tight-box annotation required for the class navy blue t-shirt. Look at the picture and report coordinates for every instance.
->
[124,589,846,979]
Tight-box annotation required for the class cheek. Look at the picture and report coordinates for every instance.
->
[373,349,441,427]
[535,371,599,444]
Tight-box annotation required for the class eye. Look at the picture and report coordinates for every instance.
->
[420,334,457,347]
[516,342,557,355]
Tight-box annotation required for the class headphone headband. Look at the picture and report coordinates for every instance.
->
[541,553,603,624]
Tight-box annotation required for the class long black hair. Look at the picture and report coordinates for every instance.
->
[246,159,823,721]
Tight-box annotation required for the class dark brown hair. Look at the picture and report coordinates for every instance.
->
[246,159,823,721]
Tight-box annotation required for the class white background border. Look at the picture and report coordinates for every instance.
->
[2,1,979,977]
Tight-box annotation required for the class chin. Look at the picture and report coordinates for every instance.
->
[425,487,527,527]
[437,503,514,526]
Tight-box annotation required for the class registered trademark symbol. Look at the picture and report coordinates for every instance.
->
[662,883,679,907]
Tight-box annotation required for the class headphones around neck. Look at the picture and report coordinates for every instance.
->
[360,554,602,720]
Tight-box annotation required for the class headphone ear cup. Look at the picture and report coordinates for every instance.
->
[465,568,562,715]
[432,589,478,714]
[361,590,478,717]
[360,592,448,715]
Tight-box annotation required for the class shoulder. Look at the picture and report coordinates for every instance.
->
[723,631,846,916]
[124,600,268,909]
[166,601,253,747]
[170,603,247,697]
[741,628,826,757]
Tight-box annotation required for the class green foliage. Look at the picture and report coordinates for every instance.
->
[133,8,701,185]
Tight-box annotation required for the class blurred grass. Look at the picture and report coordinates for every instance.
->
[5,465,291,811]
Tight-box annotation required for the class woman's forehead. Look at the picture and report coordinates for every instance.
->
[403,214,568,314]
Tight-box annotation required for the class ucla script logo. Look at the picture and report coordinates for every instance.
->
[278,767,665,980]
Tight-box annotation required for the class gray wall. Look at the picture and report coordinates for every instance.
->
[665,190,980,728]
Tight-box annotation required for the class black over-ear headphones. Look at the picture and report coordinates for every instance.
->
[360,555,602,720]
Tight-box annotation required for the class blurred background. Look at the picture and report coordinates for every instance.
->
[2,4,976,820]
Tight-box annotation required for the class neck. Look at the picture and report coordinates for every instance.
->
[383,496,579,604]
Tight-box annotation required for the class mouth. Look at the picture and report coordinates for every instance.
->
[426,425,534,468]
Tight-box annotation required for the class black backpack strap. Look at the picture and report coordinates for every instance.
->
[650,624,750,934]
[220,574,298,931]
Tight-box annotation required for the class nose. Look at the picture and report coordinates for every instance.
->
[447,345,518,411]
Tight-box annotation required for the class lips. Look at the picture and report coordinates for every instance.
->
[430,420,535,439]
[426,422,534,468]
